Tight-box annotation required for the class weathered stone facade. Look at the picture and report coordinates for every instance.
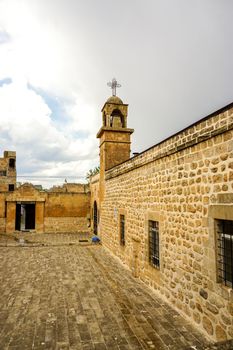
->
[91,97,233,342]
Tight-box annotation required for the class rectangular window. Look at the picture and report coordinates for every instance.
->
[8,184,15,192]
[120,214,125,246]
[217,220,233,288]
[149,220,160,269]
[0,170,6,176]
[9,158,15,168]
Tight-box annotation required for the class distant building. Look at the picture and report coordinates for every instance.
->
[0,178,90,233]
[0,151,16,192]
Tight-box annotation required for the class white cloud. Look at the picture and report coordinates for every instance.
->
[0,1,66,93]
[0,0,100,187]
[65,95,99,134]
[0,77,99,186]
[0,0,232,187]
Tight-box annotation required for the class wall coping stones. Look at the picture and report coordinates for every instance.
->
[105,105,233,180]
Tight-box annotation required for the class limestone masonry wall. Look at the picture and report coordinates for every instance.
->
[44,217,87,233]
[99,105,233,341]
[44,192,90,233]
[45,192,90,218]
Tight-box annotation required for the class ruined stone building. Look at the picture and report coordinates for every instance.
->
[0,151,16,192]
[0,94,233,342]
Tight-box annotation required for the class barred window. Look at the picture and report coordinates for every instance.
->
[0,170,6,176]
[217,220,233,288]
[120,214,125,246]
[149,220,160,268]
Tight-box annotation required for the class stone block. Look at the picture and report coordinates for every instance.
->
[206,302,219,315]
[216,325,227,341]
[199,289,208,300]
[203,316,214,335]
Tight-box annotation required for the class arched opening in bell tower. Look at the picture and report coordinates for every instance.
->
[110,109,125,128]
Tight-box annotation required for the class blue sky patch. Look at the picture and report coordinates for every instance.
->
[0,77,12,87]
[73,130,89,139]
[0,31,11,44]
[26,84,90,140]
[27,84,71,124]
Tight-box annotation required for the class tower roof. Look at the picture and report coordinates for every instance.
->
[106,96,123,104]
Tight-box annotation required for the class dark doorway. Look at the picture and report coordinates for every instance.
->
[93,201,98,234]
[15,204,21,231]
[25,204,35,229]
[15,202,36,231]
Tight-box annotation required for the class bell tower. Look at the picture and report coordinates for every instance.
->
[97,79,134,172]
[96,79,134,234]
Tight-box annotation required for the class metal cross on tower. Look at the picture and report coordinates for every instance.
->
[107,78,121,96]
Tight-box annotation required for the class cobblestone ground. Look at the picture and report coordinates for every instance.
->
[0,233,232,350]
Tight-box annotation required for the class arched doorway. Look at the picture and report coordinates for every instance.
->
[93,201,98,234]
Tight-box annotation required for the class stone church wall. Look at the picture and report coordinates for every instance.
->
[99,105,233,341]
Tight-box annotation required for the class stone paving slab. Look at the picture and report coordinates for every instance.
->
[0,234,231,350]
[0,232,92,247]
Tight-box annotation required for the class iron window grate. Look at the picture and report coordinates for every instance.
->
[120,214,125,246]
[217,220,233,288]
[149,220,160,269]
[93,201,98,235]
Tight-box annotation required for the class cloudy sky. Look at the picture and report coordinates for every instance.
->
[0,0,232,188]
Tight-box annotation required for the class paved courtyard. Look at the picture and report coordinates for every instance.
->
[0,233,232,350]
